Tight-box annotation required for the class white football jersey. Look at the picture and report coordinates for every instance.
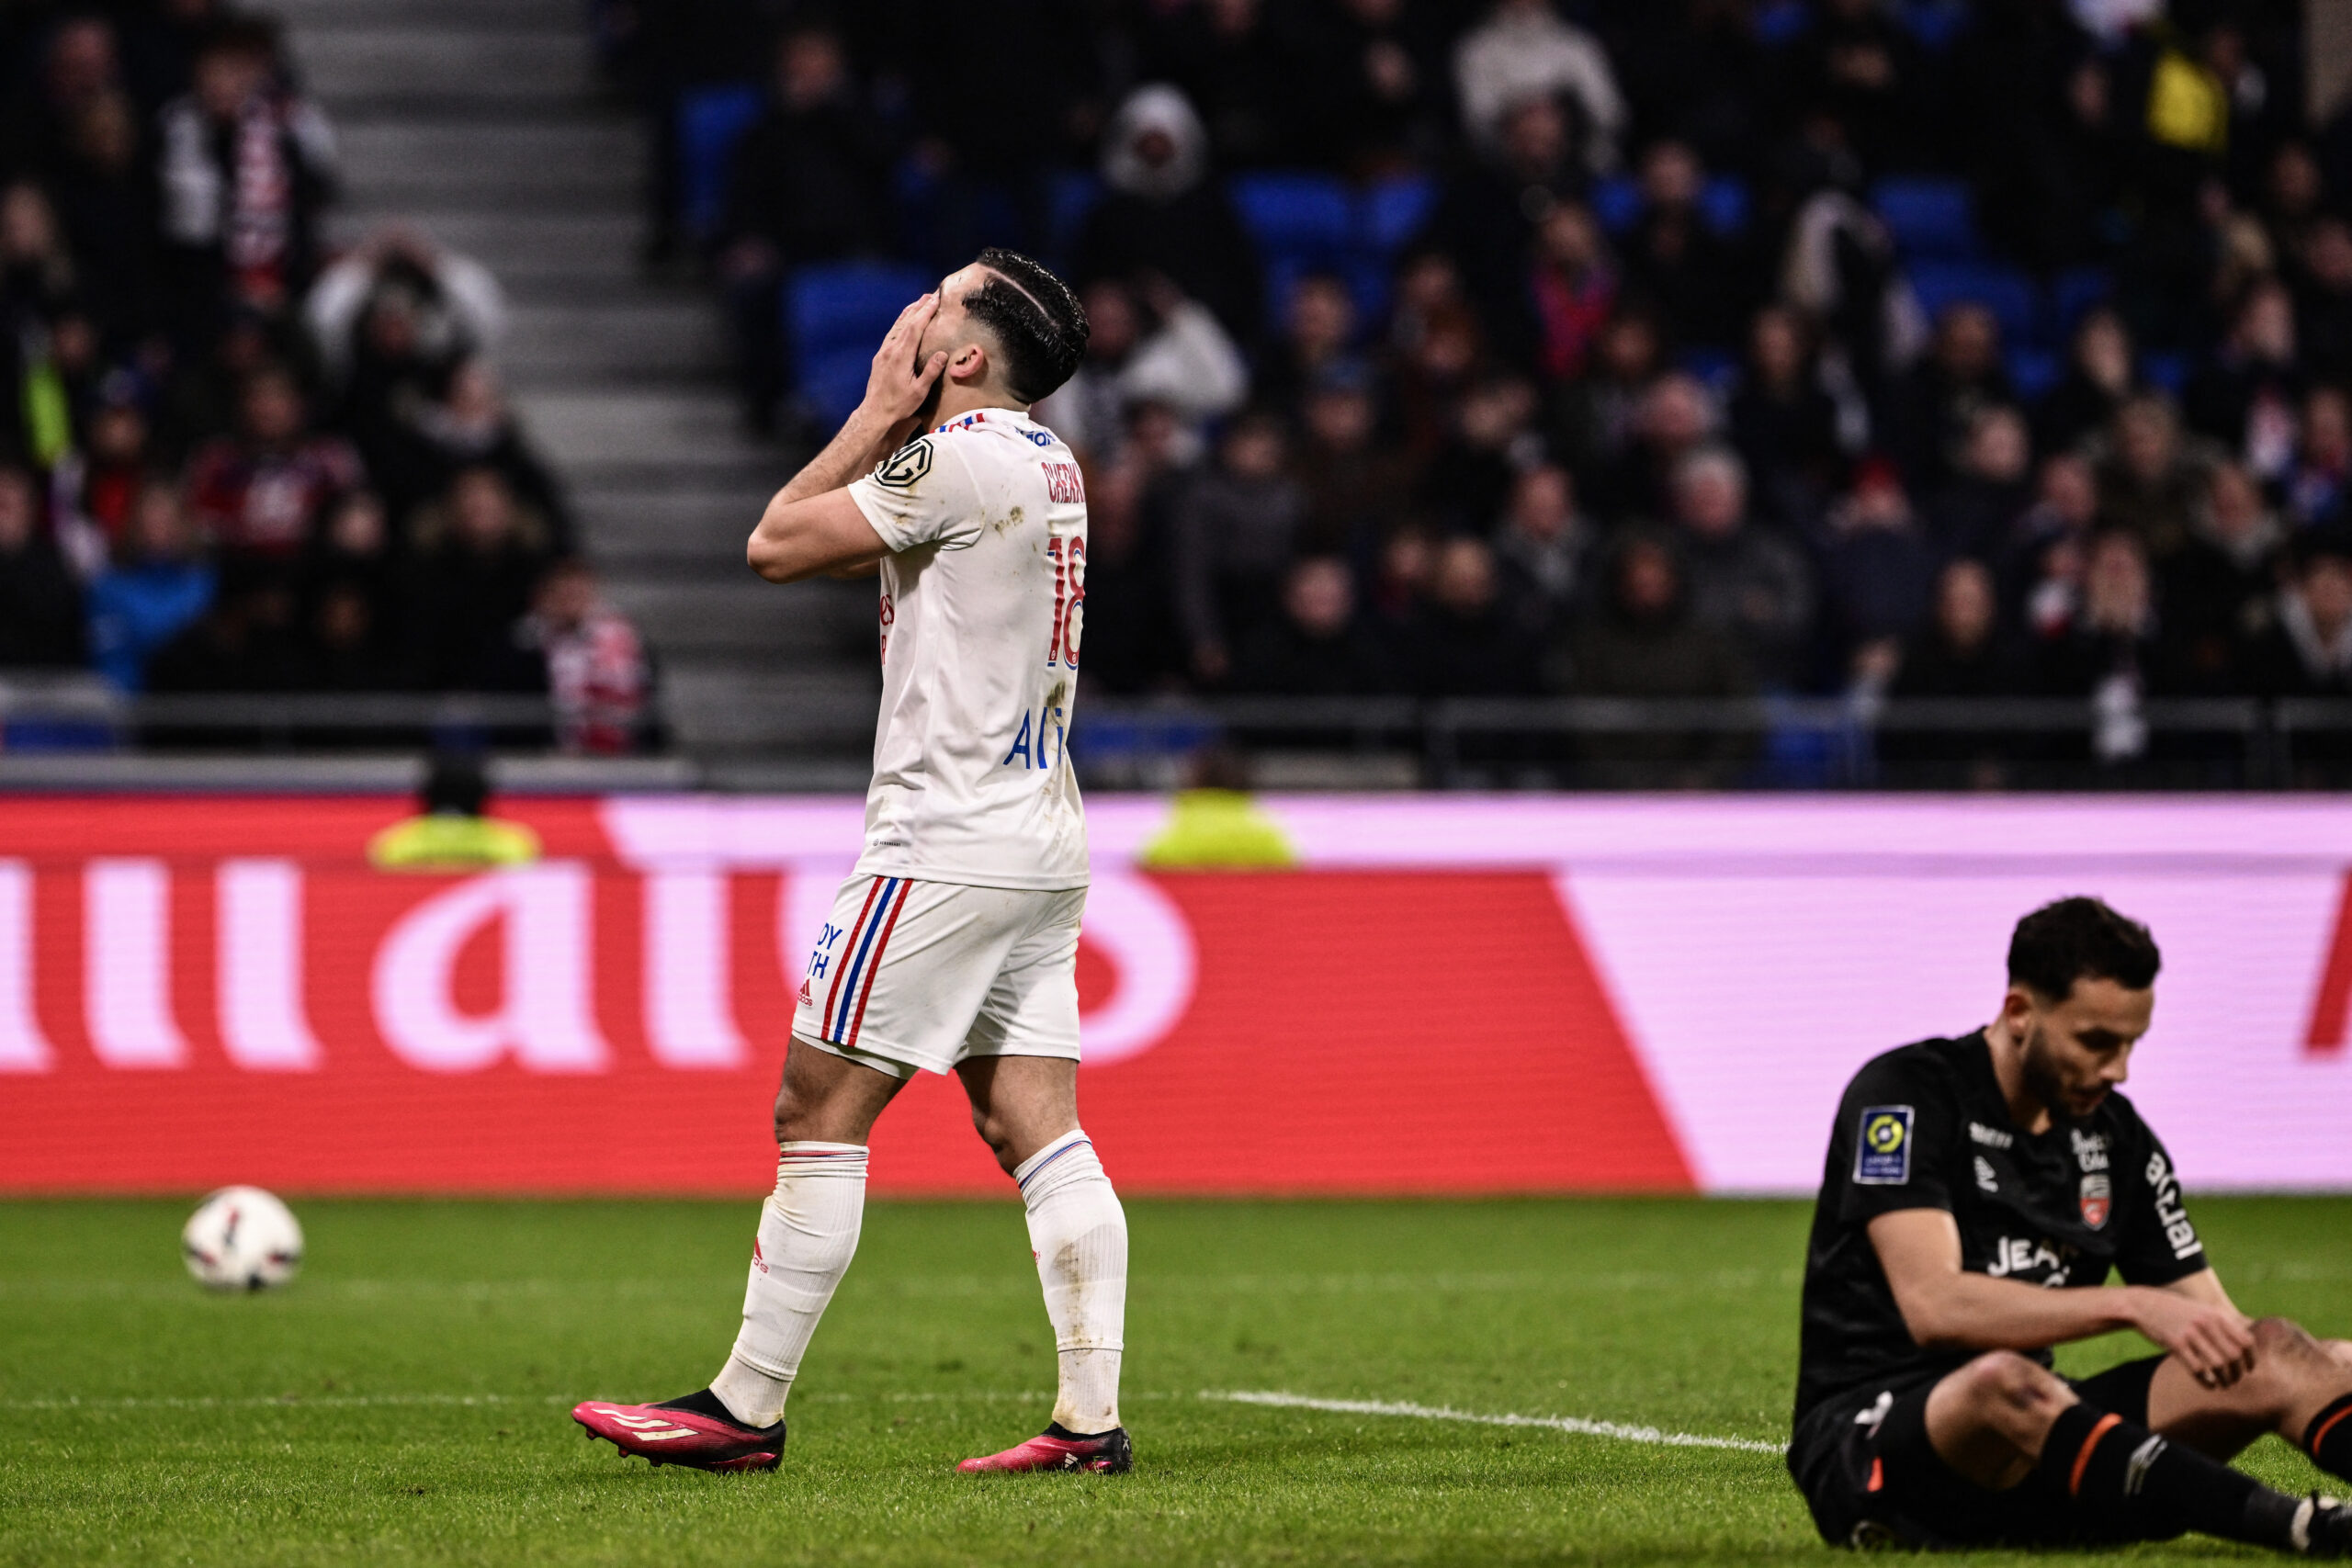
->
[844,407,1089,890]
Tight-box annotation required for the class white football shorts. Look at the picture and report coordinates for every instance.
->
[791,874,1087,1079]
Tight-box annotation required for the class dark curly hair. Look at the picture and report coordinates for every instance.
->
[964,248,1089,405]
[2007,897,2161,1001]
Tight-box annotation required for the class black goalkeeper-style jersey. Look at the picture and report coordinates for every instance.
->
[1793,1031,2208,1423]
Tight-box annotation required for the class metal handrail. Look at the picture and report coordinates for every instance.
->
[0,684,582,729]
[1074,694,2352,789]
[1079,694,2316,736]
[2,684,2346,786]
[7,684,2331,739]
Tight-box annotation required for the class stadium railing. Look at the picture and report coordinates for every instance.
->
[1074,694,2352,793]
[7,675,2351,793]
[0,675,662,759]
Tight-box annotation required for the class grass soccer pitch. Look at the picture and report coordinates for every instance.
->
[3,1197,2347,1566]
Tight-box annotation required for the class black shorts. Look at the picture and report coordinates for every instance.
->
[1787,1356,2168,1550]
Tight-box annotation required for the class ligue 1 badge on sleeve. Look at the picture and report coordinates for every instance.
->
[2079,1172,2112,1229]
[875,437,933,491]
[1855,1106,1914,1185]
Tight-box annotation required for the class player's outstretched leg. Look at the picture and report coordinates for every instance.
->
[1929,1350,2349,1554]
[2138,1317,2352,1491]
[953,1060,1131,1474]
[573,1043,898,1472]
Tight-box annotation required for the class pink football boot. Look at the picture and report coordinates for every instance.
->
[957,1423,1133,1474]
[571,1390,784,1472]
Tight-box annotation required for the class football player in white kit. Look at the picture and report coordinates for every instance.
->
[573,250,1129,1475]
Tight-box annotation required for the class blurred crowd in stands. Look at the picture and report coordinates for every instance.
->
[0,2,650,751]
[607,0,2352,750]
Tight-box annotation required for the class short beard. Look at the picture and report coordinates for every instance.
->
[2018,1020,2075,1120]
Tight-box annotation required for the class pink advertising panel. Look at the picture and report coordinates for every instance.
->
[0,795,2345,1194]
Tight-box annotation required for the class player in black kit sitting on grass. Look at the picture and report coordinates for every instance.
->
[1789,897,2352,1554]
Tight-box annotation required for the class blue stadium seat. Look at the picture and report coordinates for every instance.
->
[1046,170,1102,266]
[787,262,934,359]
[1755,0,1812,45]
[1757,721,1845,791]
[1590,174,1641,235]
[0,716,112,752]
[2140,351,2190,397]
[676,83,764,243]
[1069,709,1223,778]
[1898,0,1972,51]
[888,158,1036,271]
[2047,265,2114,340]
[1228,172,1354,264]
[2007,347,2062,403]
[799,347,879,428]
[1678,346,1738,391]
[786,262,935,423]
[1907,260,2039,347]
[1360,175,1438,254]
[888,160,934,268]
[1700,175,1749,236]
[1872,176,1978,260]
[1261,254,1308,333]
[1344,255,1396,333]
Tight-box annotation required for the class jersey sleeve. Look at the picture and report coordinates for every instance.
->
[846,435,983,551]
[2112,1119,2209,1285]
[1834,1051,1959,1224]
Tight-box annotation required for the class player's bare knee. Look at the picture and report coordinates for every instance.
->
[1962,1351,2072,1419]
[773,1077,830,1143]
[2245,1317,2343,1404]
[967,1102,1022,1171]
[772,1088,808,1144]
[1928,1353,2074,1477]
[2251,1314,2318,1360]
[1986,1356,2078,1455]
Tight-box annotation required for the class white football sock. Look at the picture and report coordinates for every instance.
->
[1015,1130,1126,1435]
[709,1141,867,1427]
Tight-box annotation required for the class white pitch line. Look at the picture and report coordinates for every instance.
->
[0,1389,1067,1413]
[1204,1390,1786,1454]
[5,1387,1784,1455]
[0,1393,570,1411]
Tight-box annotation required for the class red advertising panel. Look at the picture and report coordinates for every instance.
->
[2,794,2347,1195]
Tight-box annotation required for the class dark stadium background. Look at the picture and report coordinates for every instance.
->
[0,0,2347,790]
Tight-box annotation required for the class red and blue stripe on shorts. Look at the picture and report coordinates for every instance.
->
[822,875,910,1049]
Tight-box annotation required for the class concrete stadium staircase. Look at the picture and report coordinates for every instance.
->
[277,0,879,785]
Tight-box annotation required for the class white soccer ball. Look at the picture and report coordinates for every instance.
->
[181,1186,304,1292]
